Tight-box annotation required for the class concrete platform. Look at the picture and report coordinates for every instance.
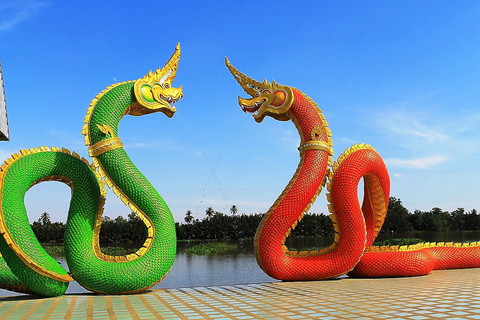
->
[0,268,478,319]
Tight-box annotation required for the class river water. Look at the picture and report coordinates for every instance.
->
[1,231,479,296]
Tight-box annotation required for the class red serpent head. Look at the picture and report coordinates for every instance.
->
[225,57,294,123]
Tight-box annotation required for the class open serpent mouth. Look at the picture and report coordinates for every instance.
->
[160,94,183,105]
[241,99,266,114]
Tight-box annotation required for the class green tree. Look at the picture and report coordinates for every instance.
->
[290,213,334,237]
[39,212,51,225]
[451,208,466,231]
[381,197,413,233]
[205,207,214,218]
[409,210,423,230]
[99,214,143,243]
[99,216,115,243]
[430,207,453,231]
[31,212,65,243]
[184,210,194,224]
[465,209,480,230]
[127,212,147,243]
[409,207,454,231]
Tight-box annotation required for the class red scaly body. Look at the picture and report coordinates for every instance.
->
[254,90,391,280]
[226,59,480,280]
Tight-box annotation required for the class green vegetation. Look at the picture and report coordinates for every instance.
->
[31,213,66,243]
[177,210,265,240]
[177,200,479,240]
[30,198,479,244]
[374,238,424,247]
[382,197,480,233]
[176,209,334,240]
[185,242,238,255]
[41,245,65,257]
[99,213,147,243]
[41,245,137,257]
[100,246,131,256]
[31,212,148,244]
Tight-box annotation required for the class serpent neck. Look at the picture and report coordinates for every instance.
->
[254,89,333,269]
[290,90,329,144]
[85,81,136,147]
[74,81,176,294]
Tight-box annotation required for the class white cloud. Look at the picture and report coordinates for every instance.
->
[374,109,448,143]
[368,101,480,170]
[0,1,48,32]
[394,173,402,178]
[385,155,445,169]
[405,128,447,141]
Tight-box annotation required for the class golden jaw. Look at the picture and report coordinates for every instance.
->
[150,84,183,108]
[238,87,292,122]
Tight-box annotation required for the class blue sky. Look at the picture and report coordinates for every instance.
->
[0,1,479,223]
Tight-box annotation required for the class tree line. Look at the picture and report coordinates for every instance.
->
[30,197,479,243]
[382,197,480,233]
[177,198,480,240]
[31,212,147,244]
[176,209,334,240]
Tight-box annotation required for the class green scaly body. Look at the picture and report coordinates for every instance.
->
[0,81,177,297]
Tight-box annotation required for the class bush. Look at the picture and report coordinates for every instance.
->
[185,242,237,255]
[374,238,424,246]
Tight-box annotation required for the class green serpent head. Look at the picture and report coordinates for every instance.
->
[133,43,183,118]
[225,57,293,123]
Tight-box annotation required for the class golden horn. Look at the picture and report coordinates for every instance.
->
[225,57,263,96]
[140,43,181,84]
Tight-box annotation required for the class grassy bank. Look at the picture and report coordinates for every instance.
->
[41,245,137,257]
[185,242,238,255]
[373,238,424,246]
[41,242,239,257]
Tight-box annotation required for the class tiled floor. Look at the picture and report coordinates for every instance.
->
[0,268,478,319]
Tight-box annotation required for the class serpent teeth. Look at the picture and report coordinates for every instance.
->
[161,95,182,105]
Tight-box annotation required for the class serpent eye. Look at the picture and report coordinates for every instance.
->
[140,85,155,103]
[164,83,170,89]
[255,92,259,97]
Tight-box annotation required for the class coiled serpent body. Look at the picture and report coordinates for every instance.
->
[226,58,480,280]
[0,45,183,297]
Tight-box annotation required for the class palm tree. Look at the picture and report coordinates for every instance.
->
[184,210,194,224]
[205,207,214,218]
[230,205,238,216]
[39,212,51,225]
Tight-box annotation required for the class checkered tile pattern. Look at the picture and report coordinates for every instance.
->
[0,268,478,319]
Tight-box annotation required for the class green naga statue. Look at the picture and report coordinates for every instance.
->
[0,44,183,297]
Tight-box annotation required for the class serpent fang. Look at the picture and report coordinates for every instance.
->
[226,58,480,280]
[0,44,183,297]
